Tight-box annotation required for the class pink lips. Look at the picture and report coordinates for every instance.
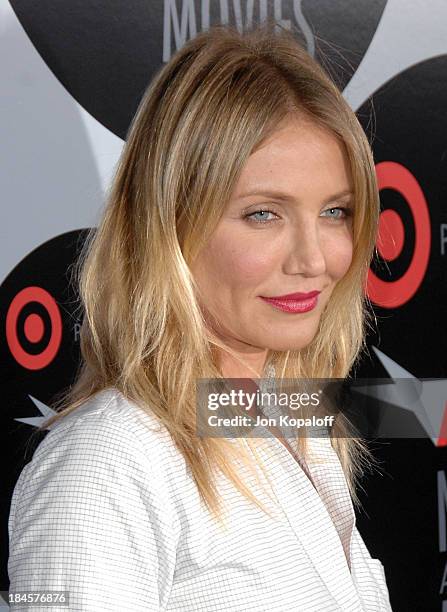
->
[259,290,321,313]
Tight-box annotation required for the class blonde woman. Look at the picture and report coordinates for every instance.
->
[8,22,392,611]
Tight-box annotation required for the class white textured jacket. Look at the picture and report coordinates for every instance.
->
[8,387,393,611]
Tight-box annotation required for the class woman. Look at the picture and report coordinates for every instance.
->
[8,22,392,611]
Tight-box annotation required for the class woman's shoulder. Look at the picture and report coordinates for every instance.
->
[47,386,176,441]
[21,388,189,496]
[8,389,186,606]
[9,389,191,545]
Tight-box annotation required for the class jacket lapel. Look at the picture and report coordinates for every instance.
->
[296,435,356,570]
[255,432,363,610]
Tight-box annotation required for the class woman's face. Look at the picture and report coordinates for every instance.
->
[190,116,354,354]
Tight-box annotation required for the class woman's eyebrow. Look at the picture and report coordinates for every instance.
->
[236,188,354,202]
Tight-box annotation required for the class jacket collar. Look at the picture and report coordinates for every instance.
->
[254,363,360,609]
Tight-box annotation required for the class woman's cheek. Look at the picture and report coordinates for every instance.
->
[229,247,276,285]
[325,238,353,279]
[210,232,276,285]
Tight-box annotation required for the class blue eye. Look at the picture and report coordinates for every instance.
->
[244,206,353,225]
[323,206,352,221]
[245,209,278,224]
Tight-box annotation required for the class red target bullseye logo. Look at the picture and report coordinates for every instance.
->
[6,286,62,370]
[367,161,431,308]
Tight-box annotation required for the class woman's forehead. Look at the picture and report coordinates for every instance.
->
[231,127,353,204]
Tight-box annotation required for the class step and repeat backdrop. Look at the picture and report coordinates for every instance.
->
[2,1,447,610]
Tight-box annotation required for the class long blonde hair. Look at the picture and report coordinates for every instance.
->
[38,21,381,522]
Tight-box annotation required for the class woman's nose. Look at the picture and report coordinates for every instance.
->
[282,223,327,276]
